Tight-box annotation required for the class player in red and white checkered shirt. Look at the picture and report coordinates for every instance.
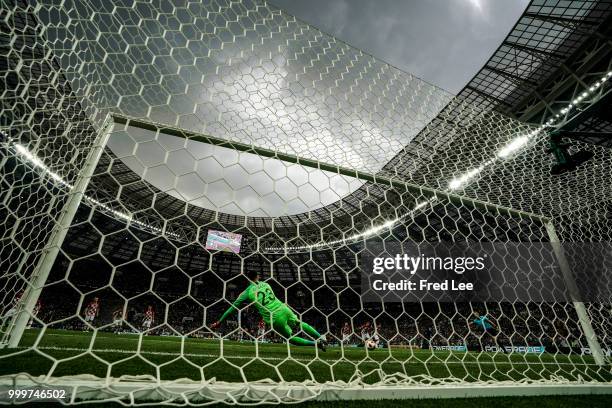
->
[83,297,100,330]
[27,299,42,328]
[257,318,266,341]
[142,305,155,334]
[341,322,352,344]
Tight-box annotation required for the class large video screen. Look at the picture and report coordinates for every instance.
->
[205,230,242,254]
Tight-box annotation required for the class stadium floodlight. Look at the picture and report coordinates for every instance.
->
[14,143,72,188]
[445,68,610,190]
[448,166,485,190]
[497,134,532,159]
[9,140,180,239]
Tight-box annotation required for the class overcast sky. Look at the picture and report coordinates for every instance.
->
[269,0,530,94]
[98,0,533,218]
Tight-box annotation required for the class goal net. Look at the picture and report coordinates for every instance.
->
[1,0,611,404]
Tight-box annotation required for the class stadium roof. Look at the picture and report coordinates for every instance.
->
[382,0,612,221]
[458,0,612,119]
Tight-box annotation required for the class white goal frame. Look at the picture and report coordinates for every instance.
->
[1,114,609,403]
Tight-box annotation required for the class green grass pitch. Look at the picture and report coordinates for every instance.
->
[1,328,609,385]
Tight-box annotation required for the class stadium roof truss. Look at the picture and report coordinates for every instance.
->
[384,0,612,226]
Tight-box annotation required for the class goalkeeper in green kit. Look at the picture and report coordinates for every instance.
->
[210,270,327,351]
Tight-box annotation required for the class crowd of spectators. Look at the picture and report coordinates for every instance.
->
[9,285,603,356]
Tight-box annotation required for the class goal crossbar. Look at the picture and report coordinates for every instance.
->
[112,114,551,224]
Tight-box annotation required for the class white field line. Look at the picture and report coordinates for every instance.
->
[31,332,257,347]
[15,345,594,367]
[27,332,596,365]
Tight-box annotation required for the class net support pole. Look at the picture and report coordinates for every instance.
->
[6,116,113,349]
[545,221,606,366]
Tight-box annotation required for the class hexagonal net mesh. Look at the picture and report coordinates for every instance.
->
[1,0,611,404]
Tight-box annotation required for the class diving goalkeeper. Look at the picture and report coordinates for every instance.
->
[210,270,327,351]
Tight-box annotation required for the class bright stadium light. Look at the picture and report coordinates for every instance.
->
[448,72,610,191]
[497,135,529,158]
[264,198,437,251]
[9,141,179,239]
[448,166,485,190]
[14,144,73,188]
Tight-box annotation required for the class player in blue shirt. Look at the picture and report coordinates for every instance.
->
[472,311,507,353]
[473,312,494,331]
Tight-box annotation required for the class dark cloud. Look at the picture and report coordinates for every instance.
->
[268,0,529,94]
